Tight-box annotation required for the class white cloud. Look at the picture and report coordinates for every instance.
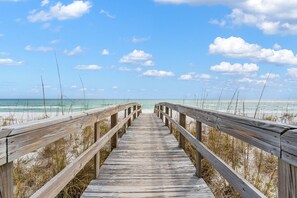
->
[287,68,297,78]
[155,0,297,35]
[101,49,109,55]
[25,45,53,52]
[28,1,91,22]
[64,46,83,56]
[99,9,115,19]
[132,36,150,43]
[112,86,118,89]
[209,37,297,66]
[179,72,211,80]
[142,60,154,66]
[75,64,102,70]
[273,43,282,50]
[238,77,265,84]
[260,73,280,79]
[118,67,142,72]
[142,70,175,77]
[41,0,49,6]
[210,61,259,75]
[120,50,154,66]
[0,58,23,65]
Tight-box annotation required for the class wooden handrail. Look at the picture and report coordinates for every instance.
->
[0,103,141,198]
[155,102,297,198]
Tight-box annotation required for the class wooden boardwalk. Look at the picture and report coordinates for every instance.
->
[81,113,214,197]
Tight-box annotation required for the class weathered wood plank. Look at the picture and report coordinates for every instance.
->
[281,129,297,165]
[179,113,186,149]
[0,138,6,166]
[196,121,202,178]
[278,159,297,198]
[0,162,13,198]
[160,111,265,198]
[81,113,214,198]
[111,113,118,149]
[94,122,100,178]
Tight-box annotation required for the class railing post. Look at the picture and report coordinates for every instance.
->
[160,105,163,122]
[158,105,160,118]
[124,108,127,133]
[196,121,202,178]
[94,122,100,178]
[165,107,169,127]
[170,108,173,133]
[278,159,297,198]
[179,112,186,149]
[111,112,118,149]
[133,105,136,120]
[0,162,14,198]
[128,107,131,127]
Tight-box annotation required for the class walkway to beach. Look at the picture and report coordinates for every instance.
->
[81,113,213,197]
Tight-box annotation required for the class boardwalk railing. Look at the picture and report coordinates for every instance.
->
[155,102,297,198]
[0,103,141,198]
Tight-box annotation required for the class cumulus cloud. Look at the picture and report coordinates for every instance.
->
[287,68,297,78]
[155,0,297,35]
[64,46,83,56]
[75,64,102,70]
[28,1,91,22]
[209,37,297,66]
[101,49,109,55]
[120,50,154,66]
[210,61,259,75]
[142,70,175,77]
[179,72,211,80]
[0,58,23,65]
[25,45,53,52]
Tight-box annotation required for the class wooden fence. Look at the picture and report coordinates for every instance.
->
[155,102,297,198]
[0,103,141,198]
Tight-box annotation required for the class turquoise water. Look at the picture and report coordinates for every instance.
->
[0,99,297,115]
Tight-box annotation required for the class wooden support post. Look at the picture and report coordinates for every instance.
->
[0,162,14,198]
[170,108,173,134]
[111,113,118,149]
[137,105,141,117]
[179,113,186,149]
[124,109,127,133]
[94,122,100,178]
[196,121,202,178]
[133,105,136,120]
[165,107,169,127]
[278,159,297,198]
[128,107,131,127]
[158,105,160,118]
[160,105,163,122]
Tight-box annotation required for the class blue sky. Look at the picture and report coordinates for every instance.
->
[1,0,297,99]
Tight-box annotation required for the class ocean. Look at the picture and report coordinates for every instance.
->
[0,99,297,116]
